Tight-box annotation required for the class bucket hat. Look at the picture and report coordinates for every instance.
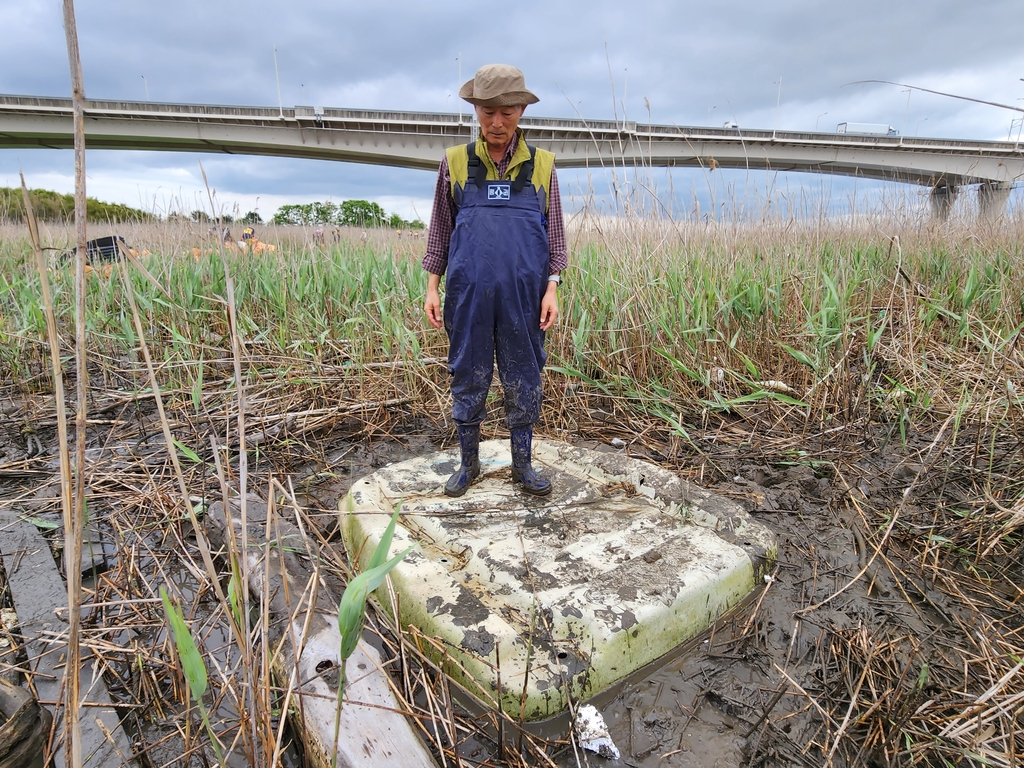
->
[459,64,539,107]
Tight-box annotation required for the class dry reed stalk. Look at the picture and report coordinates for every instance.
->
[59,3,88,766]
[257,493,276,760]
[266,566,319,768]
[19,175,76,767]
[201,161,265,761]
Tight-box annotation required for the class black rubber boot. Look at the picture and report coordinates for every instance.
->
[444,425,481,497]
[510,426,551,496]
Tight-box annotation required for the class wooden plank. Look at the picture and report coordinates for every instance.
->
[207,498,438,768]
[0,511,138,768]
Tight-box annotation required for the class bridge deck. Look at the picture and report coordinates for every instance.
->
[2,95,1023,185]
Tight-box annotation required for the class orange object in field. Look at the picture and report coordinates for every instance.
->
[84,263,115,278]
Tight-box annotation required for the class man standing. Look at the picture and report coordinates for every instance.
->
[423,64,567,498]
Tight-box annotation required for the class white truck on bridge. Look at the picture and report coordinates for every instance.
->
[837,122,898,135]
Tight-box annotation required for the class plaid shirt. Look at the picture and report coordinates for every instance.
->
[422,130,567,275]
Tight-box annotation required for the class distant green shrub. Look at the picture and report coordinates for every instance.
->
[271,199,423,229]
[0,186,152,223]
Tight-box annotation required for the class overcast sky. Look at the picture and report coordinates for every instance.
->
[2,0,1023,223]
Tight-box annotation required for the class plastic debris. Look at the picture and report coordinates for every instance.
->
[575,704,620,760]
[610,437,626,449]
[757,379,797,395]
[0,609,16,649]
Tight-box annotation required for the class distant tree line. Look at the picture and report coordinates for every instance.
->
[0,186,153,222]
[176,210,263,224]
[0,187,421,230]
[271,200,424,229]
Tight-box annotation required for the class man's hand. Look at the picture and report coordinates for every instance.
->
[424,273,443,329]
[539,281,559,331]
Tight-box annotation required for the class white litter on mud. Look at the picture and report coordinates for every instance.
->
[574,704,620,759]
[341,439,776,721]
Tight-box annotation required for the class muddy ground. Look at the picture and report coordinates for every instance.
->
[250,421,1020,768]
[1,387,1021,767]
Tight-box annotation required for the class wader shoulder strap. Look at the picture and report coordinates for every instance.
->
[466,141,488,189]
[511,145,536,193]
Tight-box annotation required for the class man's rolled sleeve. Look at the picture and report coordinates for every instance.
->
[546,166,568,273]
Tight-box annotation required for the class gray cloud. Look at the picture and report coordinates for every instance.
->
[2,0,1023,219]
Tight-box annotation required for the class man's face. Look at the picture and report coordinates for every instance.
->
[475,105,526,149]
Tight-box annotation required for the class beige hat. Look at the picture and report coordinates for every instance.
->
[459,64,539,107]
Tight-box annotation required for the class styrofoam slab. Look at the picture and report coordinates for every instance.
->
[341,440,776,721]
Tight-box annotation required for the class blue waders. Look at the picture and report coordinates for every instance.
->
[443,145,552,496]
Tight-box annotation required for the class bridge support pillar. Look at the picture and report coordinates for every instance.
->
[977,181,1012,220]
[929,183,958,220]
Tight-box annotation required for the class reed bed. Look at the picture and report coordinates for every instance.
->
[0,209,1022,767]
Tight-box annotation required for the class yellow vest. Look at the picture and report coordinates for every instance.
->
[447,130,555,214]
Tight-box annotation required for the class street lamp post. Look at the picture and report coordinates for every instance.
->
[773,77,782,139]
[273,46,284,118]
[900,88,911,145]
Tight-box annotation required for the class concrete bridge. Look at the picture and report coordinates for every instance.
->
[2,94,1022,217]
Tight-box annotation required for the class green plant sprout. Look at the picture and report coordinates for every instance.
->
[160,586,225,767]
[332,504,413,766]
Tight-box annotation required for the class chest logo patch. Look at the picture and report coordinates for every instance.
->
[488,184,511,201]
